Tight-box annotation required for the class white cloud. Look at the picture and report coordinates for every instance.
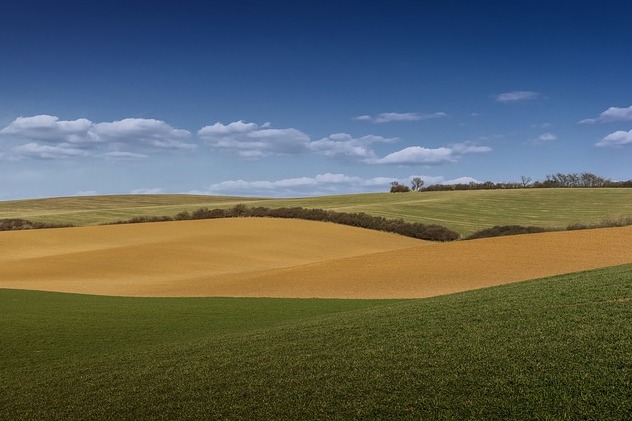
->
[93,118,195,150]
[533,132,557,144]
[75,190,98,196]
[198,120,266,135]
[13,142,91,159]
[494,91,540,103]
[308,133,396,160]
[354,112,448,123]
[579,105,632,124]
[1,115,195,159]
[371,143,491,165]
[198,120,310,158]
[0,115,96,144]
[596,129,632,147]
[373,146,455,165]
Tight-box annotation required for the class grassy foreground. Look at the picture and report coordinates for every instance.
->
[2,188,632,235]
[2,265,631,419]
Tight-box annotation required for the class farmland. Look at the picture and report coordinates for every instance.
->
[1,218,632,298]
[1,266,631,419]
[1,190,632,419]
[2,188,632,236]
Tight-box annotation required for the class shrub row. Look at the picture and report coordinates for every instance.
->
[465,217,632,240]
[567,216,632,231]
[0,218,74,231]
[465,225,550,240]
[110,205,461,242]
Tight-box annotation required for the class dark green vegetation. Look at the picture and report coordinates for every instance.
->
[0,218,73,231]
[2,265,631,420]
[2,188,632,236]
[108,205,460,241]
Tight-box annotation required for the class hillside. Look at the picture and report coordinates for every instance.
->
[2,218,632,298]
[2,188,632,236]
[2,265,630,419]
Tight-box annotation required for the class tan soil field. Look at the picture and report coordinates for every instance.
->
[1,218,632,298]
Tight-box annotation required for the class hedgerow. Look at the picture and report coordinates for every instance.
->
[465,225,550,240]
[112,205,461,242]
[0,218,74,231]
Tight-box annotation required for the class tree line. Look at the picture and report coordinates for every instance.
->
[391,172,632,192]
[110,204,461,242]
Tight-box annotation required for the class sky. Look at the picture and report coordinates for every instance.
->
[1,0,631,200]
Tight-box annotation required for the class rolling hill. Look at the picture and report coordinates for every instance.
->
[2,218,632,298]
[2,188,632,236]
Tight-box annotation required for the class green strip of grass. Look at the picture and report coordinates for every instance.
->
[2,188,632,236]
[2,265,631,419]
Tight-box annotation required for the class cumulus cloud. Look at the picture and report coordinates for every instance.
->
[494,91,541,103]
[354,112,448,123]
[579,105,632,124]
[308,133,396,161]
[198,120,310,158]
[370,143,491,165]
[1,115,195,159]
[93,118,194,150]
[0,115,96,144]
[198,120,265,135]
[372,146,455,165]
[596,129,632,147]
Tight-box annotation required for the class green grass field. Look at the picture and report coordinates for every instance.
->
[2,265,631,420]
[2,188,632,236]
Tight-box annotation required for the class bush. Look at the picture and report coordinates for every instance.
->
[127,216,174,224]
[0,219,74,231]
[390,183,411,193]
[465,225,549,240]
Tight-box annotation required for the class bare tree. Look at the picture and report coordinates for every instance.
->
[520,175,532,187]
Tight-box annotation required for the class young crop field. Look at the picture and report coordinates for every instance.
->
[1,188,632,236]
[1,265,631,419]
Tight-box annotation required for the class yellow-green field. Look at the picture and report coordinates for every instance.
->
[2,218,632,298]
[2,188,632,236]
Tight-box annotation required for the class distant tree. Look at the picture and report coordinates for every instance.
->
[411,177,424,191]
[390,182,411,193]
[520,176,532,187]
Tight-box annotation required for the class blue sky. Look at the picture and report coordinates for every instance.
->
[1,0,631,200]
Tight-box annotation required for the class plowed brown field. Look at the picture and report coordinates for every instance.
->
[2,218,632,298]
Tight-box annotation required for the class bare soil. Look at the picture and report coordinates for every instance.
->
[2,218,631,298]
